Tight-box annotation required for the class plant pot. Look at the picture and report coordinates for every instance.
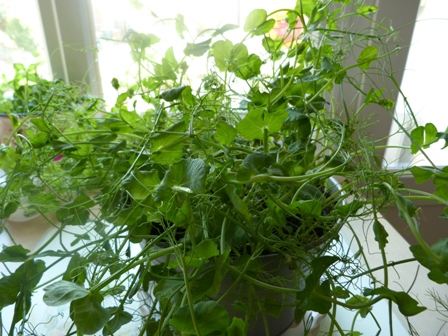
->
[3,210,57,251]
[218,253,307,336]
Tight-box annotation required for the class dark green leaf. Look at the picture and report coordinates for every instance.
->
[160,86,188,102]
[71,293,111,334]
[436,131,448,149]
[170,301,229,334]
[102,309,133,335]
[0,245,30,262]
[226,317,246,336]
[395,193,417,219]
[56,194,94,225]
[373,220,389,249]
[159,158,209,194]
[363,287,426,316]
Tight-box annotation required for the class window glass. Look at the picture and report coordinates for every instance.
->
[90,0,294,104]
[385,0,448,167]
[0,0,50,82]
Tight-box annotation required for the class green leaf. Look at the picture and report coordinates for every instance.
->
[410,166,438,184]
[263,296,283,318]
[215,121,237,146]
[242,152,275,175]
[357,5,378,14]
[363,287,426,316]
[0,245,30,262]
[304,279,332,314]
[227,43,262,79]
[43,280,89,306]
[395,193,417,219]
[357,46,378,70]
[213,23,239,37]
[124,169,160,200]
[236,108,288,140]
[184,39,211,57]
[411,123,439,154]
[120,108,142,127]
[411,239,448,284]
[56,194,95,225]
[436,131,448,149]
[225,185,252,224]
[150,121,187,164]
[346,295,372,318]
[153,278,184,301]
[212,40,233,72]
[160,86,189,102]
[0,259,45,323]
[294,200,322,217]
[159,158,209,194]
[102,309,133,335]
[191,239,220,260]
[170,301,229,334]
[175,14,186,38]
[226,317,246,335]
[373,220,389,249]
[244,9,268,32]
[71,293,111,334]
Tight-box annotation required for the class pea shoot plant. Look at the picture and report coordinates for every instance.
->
[0,0,447,335]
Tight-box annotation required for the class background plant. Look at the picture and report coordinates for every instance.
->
[0,1,447,335]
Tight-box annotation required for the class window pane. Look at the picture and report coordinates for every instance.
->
[0,0,51,81]
[385,0,448,167]
[90,0,295,104]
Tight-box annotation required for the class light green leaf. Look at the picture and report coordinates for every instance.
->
[43,280,88,306]
[357,5,378,14]
[213,23,239,37]
[244,9,267,32]
[212,40,233,72]
[215,121,237,146]
[191,239,220,260]
[357,46,378,70]
[346,295,372,318]
[236,108,288,140]
[120,108,142,126]
[170,301,229,334]
[184,39,211,57]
